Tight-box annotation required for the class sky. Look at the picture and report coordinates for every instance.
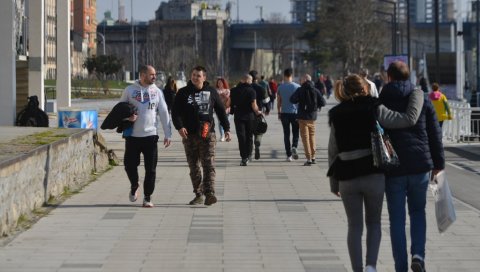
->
[96,0,292,23]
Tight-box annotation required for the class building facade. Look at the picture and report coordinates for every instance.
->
[290,0,319,23]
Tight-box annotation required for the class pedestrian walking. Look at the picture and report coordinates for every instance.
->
[268,77,278,110]
[171,66,231,206]
[216,77,231,141]
[360,68,379,98]
[277,68,300,161]
[328,73,425,272]
[120,65,172,208]
[230,74,263,166]
[380,61,445,272]
[249,70,270,160]
[290,74,326,166]
[163,76,177,113]
[429,82,452,128]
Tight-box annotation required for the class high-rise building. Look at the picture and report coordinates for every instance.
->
[290,0,319,23]
[397,0,455,23]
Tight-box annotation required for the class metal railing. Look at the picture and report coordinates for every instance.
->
[442,101,480,142]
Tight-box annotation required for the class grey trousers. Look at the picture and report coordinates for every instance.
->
[339,173,385,272]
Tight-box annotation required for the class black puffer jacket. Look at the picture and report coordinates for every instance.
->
[290,80,326,120]
[379,80,445,177]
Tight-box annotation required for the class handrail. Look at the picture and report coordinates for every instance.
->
[442,101,480,142]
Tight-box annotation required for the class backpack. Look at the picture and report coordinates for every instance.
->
[16,95,49,127]
[304,88,317,112]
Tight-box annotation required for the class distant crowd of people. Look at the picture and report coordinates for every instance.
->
[102,60,450,272]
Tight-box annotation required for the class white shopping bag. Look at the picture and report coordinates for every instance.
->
[429,170,456,233]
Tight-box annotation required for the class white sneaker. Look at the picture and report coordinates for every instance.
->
[292,148,299,160]
[129,186,138,202]
[286,156,293,162]
[220,136,225,142]
[143,198,154,208]
[364,265,377,272]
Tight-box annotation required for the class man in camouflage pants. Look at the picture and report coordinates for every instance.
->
[172,66,231,206]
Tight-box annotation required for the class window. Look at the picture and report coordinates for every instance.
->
[86,15,90,25]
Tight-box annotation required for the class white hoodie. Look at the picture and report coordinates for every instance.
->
[120,80,172,139]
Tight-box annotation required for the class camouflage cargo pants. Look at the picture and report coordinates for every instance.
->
[182,132,216,195]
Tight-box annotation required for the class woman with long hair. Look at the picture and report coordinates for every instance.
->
[328,74,424,272]
[163,76,177,113]
[216,77,231,142]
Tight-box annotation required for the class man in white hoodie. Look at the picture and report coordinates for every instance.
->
[120,65,172,207]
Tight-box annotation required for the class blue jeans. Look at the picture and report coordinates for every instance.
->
[385,172,429,272]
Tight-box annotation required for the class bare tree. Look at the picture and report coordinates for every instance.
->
[262,14,296,77]
[302,0,389,75]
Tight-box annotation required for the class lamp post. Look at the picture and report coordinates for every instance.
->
[96,32,105,55]
[434,0,440,83]
[477,0,479,102]
[375,10,395,55]
[378,0,397,55]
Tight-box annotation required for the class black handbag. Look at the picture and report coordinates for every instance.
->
[371,121,400,170]
[254,115,268,135]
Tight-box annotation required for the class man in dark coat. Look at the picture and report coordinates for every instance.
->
[230,74,263,166]
[290,74,326,166]
[380,61,444,272]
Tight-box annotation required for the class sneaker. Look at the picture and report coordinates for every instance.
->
[142,198,154,208]
[204,193,217,206]
[311,158,316,164]
[240,160,247,166]
[254,148,260,160]
[129,186,139,202]
[286,156,293,162]
[189,194,204,205]
[364,265,377,272]
[304,160,312,166]
[220,136,225,142]
[292,147,299,160]
[411,256,425,272]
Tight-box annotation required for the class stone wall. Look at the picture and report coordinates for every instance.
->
[0,130,110,236]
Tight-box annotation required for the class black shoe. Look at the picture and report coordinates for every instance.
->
[240,160,247,166]
[311,158,316,164]
[204,193,217,206]
[303,161,312,166]
[411,257,426,272]
[254,148,260,160]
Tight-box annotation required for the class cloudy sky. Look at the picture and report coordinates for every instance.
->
[96,0,292,22]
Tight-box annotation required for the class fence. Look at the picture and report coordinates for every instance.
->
[442,101,480,143]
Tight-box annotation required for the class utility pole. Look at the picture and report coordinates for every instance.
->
[255,5,263,21]
[477,0,480,103]
[434,0,440,83]
[406,0,411,69]
[131,0,135,80]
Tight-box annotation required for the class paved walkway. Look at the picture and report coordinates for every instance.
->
[1,100,480,272]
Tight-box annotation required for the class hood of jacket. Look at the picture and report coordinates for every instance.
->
[301,80,315,90]
[429,91,442,101]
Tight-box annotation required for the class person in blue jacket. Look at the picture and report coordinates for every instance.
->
[380,61,445,272]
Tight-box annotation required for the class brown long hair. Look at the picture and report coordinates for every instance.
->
[334,74,369,102]
[216,77,229,89]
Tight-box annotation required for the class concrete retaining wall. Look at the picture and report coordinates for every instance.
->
[0,130,110,236]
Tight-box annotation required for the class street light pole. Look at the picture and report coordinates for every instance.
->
[434,0,440,83]
[131,0,135,80]
[96,32,105,55]
[406,0,411,68]
[477,0,479,102]
[379,0,397,55]
[375,10,395,55]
